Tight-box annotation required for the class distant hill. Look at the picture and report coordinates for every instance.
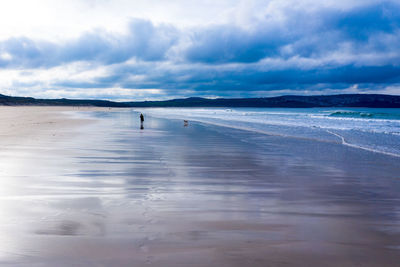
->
[0,93,399,108]
[0,94,129,107]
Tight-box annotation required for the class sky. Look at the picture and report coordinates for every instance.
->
[0,0,399,100]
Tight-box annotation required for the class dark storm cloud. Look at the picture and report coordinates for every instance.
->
[181,1,400,64]
[85,63,400,94]
[183,24,290,63]
[333,2,400,40]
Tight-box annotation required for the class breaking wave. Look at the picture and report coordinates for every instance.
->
[329,111,400,120]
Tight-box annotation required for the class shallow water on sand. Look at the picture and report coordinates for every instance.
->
[140,107,400,157]
[0,110,400,266]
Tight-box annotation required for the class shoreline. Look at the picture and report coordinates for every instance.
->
[1,105,398,160]
[135,108,400,158]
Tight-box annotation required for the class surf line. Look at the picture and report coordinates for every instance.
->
[325,130,400,158]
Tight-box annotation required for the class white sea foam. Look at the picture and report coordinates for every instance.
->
[137,107,400,157]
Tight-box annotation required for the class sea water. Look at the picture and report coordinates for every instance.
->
[137,107,400,157]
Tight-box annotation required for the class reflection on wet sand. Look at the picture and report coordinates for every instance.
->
[0,109,399,266]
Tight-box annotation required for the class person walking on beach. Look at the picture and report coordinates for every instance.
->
[140,113,144,130]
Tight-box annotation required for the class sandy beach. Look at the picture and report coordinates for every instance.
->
[0,107,399,266]
[0,106,101,146]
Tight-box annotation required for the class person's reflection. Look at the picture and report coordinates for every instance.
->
[140,113,144,130]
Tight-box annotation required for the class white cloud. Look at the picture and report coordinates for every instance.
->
[0,0,400,99]
[0,0,254,41]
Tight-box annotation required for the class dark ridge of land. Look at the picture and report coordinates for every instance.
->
[1,93,400,108]
[0,94,128,107]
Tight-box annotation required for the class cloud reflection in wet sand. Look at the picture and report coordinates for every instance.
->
[0,109,399,266]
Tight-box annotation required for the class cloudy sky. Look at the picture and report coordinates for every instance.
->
[0,0,399,100]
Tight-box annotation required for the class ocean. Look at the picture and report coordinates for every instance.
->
[138,107,400,157]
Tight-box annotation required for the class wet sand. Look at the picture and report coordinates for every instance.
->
[0,107,399,266]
